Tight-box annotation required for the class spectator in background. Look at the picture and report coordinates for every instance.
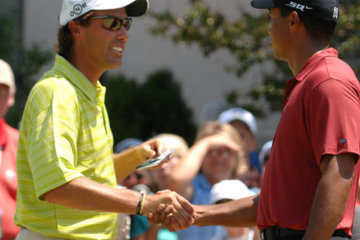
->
[218,108,262,191]
[0,59,20,240]
[148,133,189,192]
[258,140,272,174]
[168,121,246,240]
[210,179,257,240]
[115,138,144,154]
[130,133,189,240]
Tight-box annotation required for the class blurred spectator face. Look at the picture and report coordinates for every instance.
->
[0,84,14,119]
[120,172,144,189]
[229,120,256,156]
[202,146,237,184]
[151,134,189,189]
[151,148,186,190]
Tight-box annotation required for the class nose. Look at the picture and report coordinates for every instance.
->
[116,27,129,41]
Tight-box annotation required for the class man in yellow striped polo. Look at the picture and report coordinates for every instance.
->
[14,1,194,239]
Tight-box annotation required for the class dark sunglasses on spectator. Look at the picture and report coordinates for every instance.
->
[125,172,143,180]
[88,15,132,31]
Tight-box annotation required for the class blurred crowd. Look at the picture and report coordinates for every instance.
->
[113,107,272,240]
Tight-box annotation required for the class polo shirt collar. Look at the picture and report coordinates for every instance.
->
[283,48,338,108]
[53,54,105,101]
[294,47,338,82]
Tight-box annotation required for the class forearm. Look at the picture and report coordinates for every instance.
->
[44,178,195,231]
[113,149,146,182]
[171,140,208,182]
[167,140,208,198]
[44,177,141,214]
[303,154,355,240]
[113,139,164,182]
[194,194,259,227]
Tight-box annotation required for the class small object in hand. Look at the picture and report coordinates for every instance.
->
[136,149,173,170]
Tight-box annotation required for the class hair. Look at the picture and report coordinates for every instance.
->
[195,121,246,178]
[54,12,93,60]
[152,133,189,159]
[279,7,336,43]
[143,133,189,193]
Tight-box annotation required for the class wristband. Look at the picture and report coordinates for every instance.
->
[136,192,146,216]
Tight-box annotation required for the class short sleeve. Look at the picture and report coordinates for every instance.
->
[306,79,360,164]
[24,79,83,200]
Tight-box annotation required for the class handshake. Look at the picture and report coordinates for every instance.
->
[139,189,196,231]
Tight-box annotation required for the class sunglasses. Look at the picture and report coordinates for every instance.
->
[88,15,132,31]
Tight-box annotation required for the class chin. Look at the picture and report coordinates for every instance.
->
[107,62,122,70]
[273,52,284,61]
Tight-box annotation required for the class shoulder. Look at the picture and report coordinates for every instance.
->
[27,74,79,112]
[309,55,358,86]
[303,56,359,97]
[31,74,76,97]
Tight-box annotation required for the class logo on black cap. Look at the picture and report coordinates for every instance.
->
[285,1,313,12]
[333,7,339,20]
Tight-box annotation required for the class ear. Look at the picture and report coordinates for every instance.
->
[288,11,301,33]
[68,21,82,39]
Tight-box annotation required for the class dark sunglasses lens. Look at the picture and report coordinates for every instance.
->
[103,18,131,31]
[123,19,131,31]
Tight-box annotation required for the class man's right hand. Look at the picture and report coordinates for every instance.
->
[145,190,195,231]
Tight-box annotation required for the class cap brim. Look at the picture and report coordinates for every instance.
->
[126,0,149,17]
[251,0,276,9]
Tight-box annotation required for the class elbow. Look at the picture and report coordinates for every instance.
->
[43,189,57,203]
[43,183,69,204]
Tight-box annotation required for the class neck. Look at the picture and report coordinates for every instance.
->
[69,51,104,86]
[287,39,329,75]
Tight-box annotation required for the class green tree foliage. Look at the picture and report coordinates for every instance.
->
[0,2,52,127]
[148,0,360,115]
[104,69,197,145]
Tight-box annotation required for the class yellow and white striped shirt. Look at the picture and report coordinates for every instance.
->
[15,55,118,240]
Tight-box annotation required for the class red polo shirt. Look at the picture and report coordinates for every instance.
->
[0,118,20,240]
[257,48,360,236]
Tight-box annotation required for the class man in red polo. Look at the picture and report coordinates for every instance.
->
[152,0,360,239]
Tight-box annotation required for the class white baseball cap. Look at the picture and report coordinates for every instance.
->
[259,140,272,165]
[59,0,149,26]
[0,59,16,93]
[218,107,257,136]
[210,179,255,204]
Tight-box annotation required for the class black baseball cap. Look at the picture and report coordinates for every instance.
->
[250,0,340,23]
